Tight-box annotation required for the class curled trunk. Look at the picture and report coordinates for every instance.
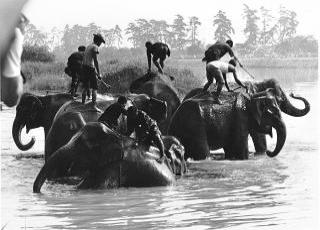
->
[264,112,287,157]
[12,117,35,151]
[33,146,75,193]
[280,92,310,117]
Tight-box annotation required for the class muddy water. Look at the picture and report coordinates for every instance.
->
[1,74,319,229]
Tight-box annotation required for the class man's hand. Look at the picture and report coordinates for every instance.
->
[97,73,102,80]
[243,85,248,93]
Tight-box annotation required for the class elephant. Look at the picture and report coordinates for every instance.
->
[33,122,187,193]
[183,78,310,156]
[168,90,287,160]
[130,72,181,134]
[45,94,167,161]
[12,92,74,151]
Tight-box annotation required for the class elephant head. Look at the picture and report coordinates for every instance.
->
[249,89,287,157]
[12,93,73,151]
[129,94,167,122]
[129,73,181,134]
[12,93,44,150]
[249,78,310,117]
[33,123,176,193]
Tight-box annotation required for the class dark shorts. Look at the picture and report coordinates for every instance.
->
[206,64,224,85]
[82,65,97,90]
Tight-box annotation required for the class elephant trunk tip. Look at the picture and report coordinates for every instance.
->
[12,118,36,151]
[33,183,41,193]
[266,150,278,158]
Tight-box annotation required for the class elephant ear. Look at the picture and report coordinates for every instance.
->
[250,95,266,125]
[22,95,44,118]
[251,90,281,125]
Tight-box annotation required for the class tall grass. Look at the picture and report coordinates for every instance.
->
[22,56,318,95]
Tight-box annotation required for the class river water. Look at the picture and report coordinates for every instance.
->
[1,69,319,229]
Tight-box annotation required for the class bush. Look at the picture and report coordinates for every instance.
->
[22,45,55,62]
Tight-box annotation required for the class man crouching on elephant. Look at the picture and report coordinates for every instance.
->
[202,39,247,104]
[98,96,127,130]
[126,106,165,162]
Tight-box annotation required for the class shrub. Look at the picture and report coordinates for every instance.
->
[22,45,55,62]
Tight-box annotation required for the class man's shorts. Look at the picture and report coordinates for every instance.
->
[82,65,97,90]
[206,62,226,85]
[207,60,229,73]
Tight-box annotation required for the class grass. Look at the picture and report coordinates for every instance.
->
[22,56,318,96]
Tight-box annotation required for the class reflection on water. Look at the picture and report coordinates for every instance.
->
[1,71,319,229]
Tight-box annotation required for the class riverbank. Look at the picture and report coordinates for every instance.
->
[21,57,318,96]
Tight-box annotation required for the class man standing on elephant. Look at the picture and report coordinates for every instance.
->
[65,45,86,97]
[146,41,170,75]
[202,39,247,104]
[81,33,105,105]
[126,106,165,162]
[98,96,127,130]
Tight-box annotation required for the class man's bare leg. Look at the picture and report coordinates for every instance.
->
[153,56,163,74]
[82,88,87,104]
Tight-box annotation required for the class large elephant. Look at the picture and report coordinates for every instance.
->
[12,93,73,151]
[45,94,167,161]
[130,72,181,133]
[168,90,287,160]
[33,122,186,193]
[183,78,310,155]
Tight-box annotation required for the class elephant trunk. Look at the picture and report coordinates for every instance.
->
[12,116,35,151]
[33,146,75,193]
[280,92,310,117]
[265,112,287,158]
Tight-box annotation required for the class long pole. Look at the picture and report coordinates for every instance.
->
[236,58,255,79]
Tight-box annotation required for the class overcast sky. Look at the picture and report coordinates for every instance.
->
[23,0,318,46]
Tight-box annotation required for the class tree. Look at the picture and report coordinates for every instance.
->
[24,23,48,47]
[171,14,188,50]
[277,6,299,42]
[242,4,259,46]
[189,16,201,46]
[114,25,122,49]
[259,7,277,45]
[213,10,234,41]
[103,28,116,47]
[46,27,63,51]
[150,20,170,42]
[126,19,153,48]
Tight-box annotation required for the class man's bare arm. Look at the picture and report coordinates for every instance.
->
[93,52,100,78]
[147,50,152,72]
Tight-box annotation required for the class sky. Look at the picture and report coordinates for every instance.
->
[22,0,319,46]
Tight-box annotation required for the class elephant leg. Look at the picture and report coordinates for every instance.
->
[249,129,267,155]
[224,131,249,160]
[184,137,209,160]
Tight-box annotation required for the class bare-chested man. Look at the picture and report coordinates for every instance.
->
[145,41,170,74]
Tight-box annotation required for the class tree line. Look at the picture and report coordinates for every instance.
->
[23,4,317,62]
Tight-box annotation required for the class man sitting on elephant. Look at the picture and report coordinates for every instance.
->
[202,39,247,104]
[98,96,127,130]
[126,106,165,162]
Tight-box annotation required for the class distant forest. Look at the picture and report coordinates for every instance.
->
[22,4,318,62]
